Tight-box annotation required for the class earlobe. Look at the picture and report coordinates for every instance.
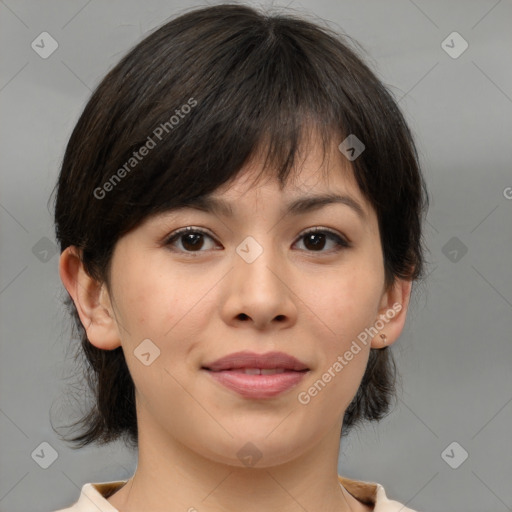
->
[59,246,121,350]
[370,277,413,349]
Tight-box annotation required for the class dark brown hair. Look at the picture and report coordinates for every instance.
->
[51,3,429,449]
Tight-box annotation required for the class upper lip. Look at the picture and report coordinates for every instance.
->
[202,351,309,372]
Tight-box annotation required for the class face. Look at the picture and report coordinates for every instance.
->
[63,136,410,469]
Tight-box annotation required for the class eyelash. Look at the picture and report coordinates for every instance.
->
[163,226,351,256]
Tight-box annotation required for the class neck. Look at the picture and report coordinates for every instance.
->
[107,415,367,512]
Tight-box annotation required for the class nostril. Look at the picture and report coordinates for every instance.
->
[238,313,249,320]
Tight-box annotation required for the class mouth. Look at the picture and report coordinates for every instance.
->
[201,351,310,399]
[202,350,309,372]
[207,367,305,375]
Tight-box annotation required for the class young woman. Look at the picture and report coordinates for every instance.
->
[51,3,429,511]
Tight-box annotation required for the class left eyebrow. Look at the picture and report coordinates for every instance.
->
[174,192,367,221]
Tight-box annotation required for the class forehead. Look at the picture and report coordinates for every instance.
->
[187,186,368,224]
[121,131,383,251]
[208,135,369,217]
[136,128,377,232]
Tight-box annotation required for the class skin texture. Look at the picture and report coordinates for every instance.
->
[59,137,412,512]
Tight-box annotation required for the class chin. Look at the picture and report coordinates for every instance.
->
[197,432,307,469]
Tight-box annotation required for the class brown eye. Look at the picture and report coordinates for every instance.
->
[165,227,217,253]
[295,228,350,253]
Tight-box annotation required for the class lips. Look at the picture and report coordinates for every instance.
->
[202,350,309,372]
[202,351,309,399]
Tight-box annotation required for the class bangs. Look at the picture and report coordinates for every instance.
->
[100,22,356,230]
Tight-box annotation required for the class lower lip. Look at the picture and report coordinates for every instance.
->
[204,369,308,399]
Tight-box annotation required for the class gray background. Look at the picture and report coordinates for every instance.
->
[1,1,511,511]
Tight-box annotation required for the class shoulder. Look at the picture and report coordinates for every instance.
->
[51,480,128,512]
[339,475,421,512]
[373,482,419,511]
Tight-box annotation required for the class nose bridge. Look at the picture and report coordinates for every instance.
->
[223,230,297,328]
[234,232,283,291]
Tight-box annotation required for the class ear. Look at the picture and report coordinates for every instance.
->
[59,246,121,350]
[370,277,413,349]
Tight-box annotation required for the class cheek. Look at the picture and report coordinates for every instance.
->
[297,257,382,405]
[308,261,383,342]
[112,251,187,337]
[115,270,167,337]
[111,253,219,371]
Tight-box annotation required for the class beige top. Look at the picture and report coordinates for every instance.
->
[53,475,419,511]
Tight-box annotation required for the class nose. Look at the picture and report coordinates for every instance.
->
[220,236,298,331]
